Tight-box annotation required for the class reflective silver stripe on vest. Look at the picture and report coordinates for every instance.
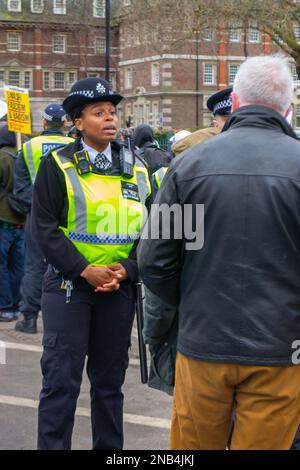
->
[24,141,36,183]
[136,169,150,205]
[57,154,87,233]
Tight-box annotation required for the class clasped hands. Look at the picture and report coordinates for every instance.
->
[80,263,128,292]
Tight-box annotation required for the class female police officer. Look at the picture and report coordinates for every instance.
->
[31,77,152,450]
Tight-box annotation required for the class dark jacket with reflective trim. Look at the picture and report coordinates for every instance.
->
[7,129,67,217]
[31,138,152,283]
[138,105,300,366]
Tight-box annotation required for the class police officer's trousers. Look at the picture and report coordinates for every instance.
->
[37,268,135,450]
[19,215,47,320]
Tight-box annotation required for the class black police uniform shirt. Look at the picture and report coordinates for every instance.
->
[30,138,152,283]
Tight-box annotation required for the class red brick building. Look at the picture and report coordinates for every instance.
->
[1,0,299,131]
[0,0,118,131]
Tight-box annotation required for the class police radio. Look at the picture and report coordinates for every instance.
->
[73,150,93,175]
[120,130,135,178]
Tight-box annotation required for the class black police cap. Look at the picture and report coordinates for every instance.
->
[63,77,123,116]
[207,87,233,116]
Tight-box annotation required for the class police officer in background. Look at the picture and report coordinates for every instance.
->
[31,77,152,449]
[8,104,73,334]
[207,86,232,131]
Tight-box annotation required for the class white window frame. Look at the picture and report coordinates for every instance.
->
[125,67,132,90]
[228,64,240,85]
[203,63,215,85]
[7,0,21,12]
[53,71,65,90]
[151,63,160,86]
[93,0,105,18]
[53,35,66,53]
[249,25,259,43]
[31,0,43,13]
[95,37,105,54]
[296,103,300,128]
[8,70,21,87]
[24,71,32,90]
[229,22,240,43]
[292,64,299,82]
[43,71,50,90]
[203,28,213,41]
[53,0,66,15]
[7,32,21,52]
[67,71,77,88]
[294,24,300,43]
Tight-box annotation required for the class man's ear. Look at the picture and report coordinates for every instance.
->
[231,92,240,113]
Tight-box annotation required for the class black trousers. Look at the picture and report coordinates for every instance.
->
[19,215,47,320]
[37,268,135,450]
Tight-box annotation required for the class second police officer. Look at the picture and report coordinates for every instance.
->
[9,104,73,333]
[30,77,152,449]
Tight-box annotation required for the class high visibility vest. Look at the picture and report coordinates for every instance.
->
[23,135,74,183]
[153,166,168,189]
[51,150,151,266]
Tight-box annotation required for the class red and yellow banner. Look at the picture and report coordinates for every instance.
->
[5,85,31,134]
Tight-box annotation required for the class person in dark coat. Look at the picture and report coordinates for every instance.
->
[138,56,300,450]
[132,124,171,174]
[0,126,25,321]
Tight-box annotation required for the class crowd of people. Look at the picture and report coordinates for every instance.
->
[0,54,300,450]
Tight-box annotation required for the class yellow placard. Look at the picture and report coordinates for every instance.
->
[4,85,31,135]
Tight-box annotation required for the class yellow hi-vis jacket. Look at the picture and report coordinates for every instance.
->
[23,135,74,183]
[51,149,151,266]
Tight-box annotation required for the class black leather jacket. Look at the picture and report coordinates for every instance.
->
[138,105,300,366]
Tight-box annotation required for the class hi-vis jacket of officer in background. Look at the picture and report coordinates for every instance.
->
[30,77,152,450]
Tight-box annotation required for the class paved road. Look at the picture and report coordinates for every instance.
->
[0,317,172,450]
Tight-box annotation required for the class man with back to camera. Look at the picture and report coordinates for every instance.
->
[138,56,300,450]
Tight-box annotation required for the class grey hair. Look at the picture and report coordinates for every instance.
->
[233,55,293,114]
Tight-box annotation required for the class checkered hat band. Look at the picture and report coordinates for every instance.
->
[69,232,135,245]
[213,98,232,114]
[43,111,66,122]
[69,90,95,98]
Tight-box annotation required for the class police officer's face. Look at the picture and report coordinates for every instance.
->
[75,101,118,148]
[212,114,227,131]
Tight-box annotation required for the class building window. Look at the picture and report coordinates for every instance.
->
[203,113,213,127]
[53,35,66,53]
[53,0,66,14]
[0,71,5,83]
[152,102,159,127]
[151,63,160,86]
[294,24,300,43]
[203,63,215,85]
[228,64,240,84]
[292,64,299,82]
[203,28,213,41]
[229,22,240,42]
[54,72,65,90]
[297,104,300,127]
[24,71,31,89]
[7,0,21,12]
[7,33,21,51]
[93,0,105,17]
[43,71,50,90]
[249,25,259,43]
[109,72,116,90]
[125,67,132,89]
[31,0,43,13]
[95,37,105,54]
[68,72,76,88]
[8,71,20,87]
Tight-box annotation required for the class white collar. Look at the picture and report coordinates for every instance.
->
[81,139,112,164]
